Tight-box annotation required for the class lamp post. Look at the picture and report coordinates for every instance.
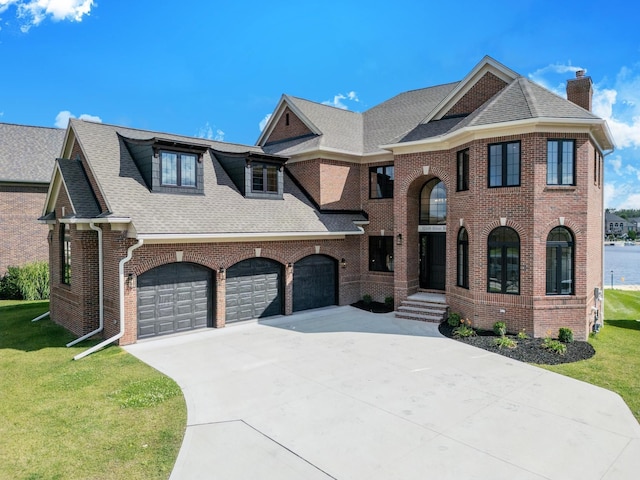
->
[610,270,614,290]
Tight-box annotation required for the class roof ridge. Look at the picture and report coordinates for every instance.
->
[519,77,539,118]
[0,121,63,132]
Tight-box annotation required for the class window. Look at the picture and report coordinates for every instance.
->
[369,165,394,198]
[547,140,575,185]
[457,149,469,191]
[420,178,446,224]
[61,223,71,285]
[369,236,394,272]
[487,227,519,294]
[252,163,279,193]
[161,151,197,187]
[488,142,520,187]
[457,228,469,288]
[546,227,574,295]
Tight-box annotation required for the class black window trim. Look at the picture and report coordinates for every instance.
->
[457,227,469,289]
[369,164,395,199]
[488,141,521,188]
[547,139,576,186]
[159,149,198,188]
[368,236,394,273]
[457,149,469,192]
[487,226,520,295]
[546,226,575,296]
[251,162,280,194]
[61,222,71,285]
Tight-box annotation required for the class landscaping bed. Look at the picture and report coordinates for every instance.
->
[351,300,394,313]
[438,322,595,365]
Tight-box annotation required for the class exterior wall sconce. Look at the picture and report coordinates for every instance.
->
[219,267,226,274]
[126,273,134,287]
[340,258,347,268]
[396,233,403,245]
[286,262,293,269]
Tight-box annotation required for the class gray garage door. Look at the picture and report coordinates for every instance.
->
[293,255,337,312]
[225,258,283,323]
[137,263,213,339]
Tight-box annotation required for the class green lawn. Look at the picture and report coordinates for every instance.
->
[541,289,640,422]
[0,301,186,480]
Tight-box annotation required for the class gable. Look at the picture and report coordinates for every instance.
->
[264,106,314,145]
[443,71,508,117]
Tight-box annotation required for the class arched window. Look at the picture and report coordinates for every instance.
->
[457,228,469,288]
[546,227,574,295]
[487,227,519,294]
[419,179,446,225]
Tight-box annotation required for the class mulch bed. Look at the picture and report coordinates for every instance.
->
[351,300,394,314]
[438,322,596,365]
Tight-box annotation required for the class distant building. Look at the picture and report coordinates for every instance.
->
[605,211,633,236]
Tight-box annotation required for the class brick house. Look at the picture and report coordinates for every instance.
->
[41,56,613,355]
[0,123,65,275]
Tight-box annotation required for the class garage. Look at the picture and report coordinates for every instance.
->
[225,258,283,323]
[137,263,213,339]
[293,255,337,312]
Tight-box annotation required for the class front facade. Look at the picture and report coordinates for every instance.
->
[41,57,613,348]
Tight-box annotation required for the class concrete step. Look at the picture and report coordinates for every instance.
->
[400,301,448,311]
[395,311,444,323]
[395,294,449,324]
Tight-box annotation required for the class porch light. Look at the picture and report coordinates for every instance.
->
[126,273,134,287]
[396,233,403,245]
[340,258,347,268]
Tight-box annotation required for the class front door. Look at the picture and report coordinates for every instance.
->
[420,233,446,290]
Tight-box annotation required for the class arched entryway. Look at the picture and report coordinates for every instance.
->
[419,178,447,290]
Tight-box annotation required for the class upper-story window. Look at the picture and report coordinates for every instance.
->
[547,140,575,185]
[488,141,520,187]
[370,165,394,199]
[161,151,197,187]
[252,163,279,193]
[457,149,469,192]
[420,178,446,225]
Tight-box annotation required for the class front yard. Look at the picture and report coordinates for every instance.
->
[0,301,186,480]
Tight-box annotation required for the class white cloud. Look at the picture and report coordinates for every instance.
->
[196,122,224,141]
[54,110,101,128]
[322,91,360,110]
[259,113,271,132]
[0,0,94,32]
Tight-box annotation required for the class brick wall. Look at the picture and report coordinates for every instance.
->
[445,72,508,116]
[265,107,314,144]
[0,184,49,275]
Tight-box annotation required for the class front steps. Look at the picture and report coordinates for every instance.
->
[396,292,448,323]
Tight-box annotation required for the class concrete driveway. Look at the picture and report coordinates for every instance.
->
[125,306,640,480]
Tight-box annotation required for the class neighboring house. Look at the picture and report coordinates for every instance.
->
[0,123,65,275]
[605,211,633,236]
[40,56,613,349]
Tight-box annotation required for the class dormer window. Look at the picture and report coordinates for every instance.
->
[161,151,197,187]
[252,163,278,193]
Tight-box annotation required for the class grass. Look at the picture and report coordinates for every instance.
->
[0,301,186,480]
[540,289,640,422]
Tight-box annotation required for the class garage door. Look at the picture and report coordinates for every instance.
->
[293,255,337,312]
[137,263,213,339]
[225,258,283,323]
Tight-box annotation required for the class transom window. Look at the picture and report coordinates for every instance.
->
[369,165,394,199]
[546,227,574,295]
[457,149,469,192]
[487,227,519,294]
[457,228,469,289]
[61,223,71,285]
[547,140,575,185]
[252,163,278,193]
[420,179,446,225]
[489,141,520,187]
[161,151,197,187]
[369,236,394,272]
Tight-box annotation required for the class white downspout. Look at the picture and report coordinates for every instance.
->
[67,221,103,347]
[74,238,143,360]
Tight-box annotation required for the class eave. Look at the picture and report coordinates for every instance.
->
[132,228,365,244]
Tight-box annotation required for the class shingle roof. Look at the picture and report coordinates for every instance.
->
[56,158,101,218]
[69,120,363,236]
[0,123,65,183]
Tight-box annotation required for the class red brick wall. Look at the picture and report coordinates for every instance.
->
[445,72,508,116]
[265,107,314,144]
[0,184,49,275]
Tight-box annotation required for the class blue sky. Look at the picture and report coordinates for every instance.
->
[1,0,639,209]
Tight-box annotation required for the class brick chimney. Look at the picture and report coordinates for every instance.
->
[566,69,593,111]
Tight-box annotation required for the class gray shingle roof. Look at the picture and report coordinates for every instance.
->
[69,120,363,236]
[56,158,101,218]
[0,123,65,183]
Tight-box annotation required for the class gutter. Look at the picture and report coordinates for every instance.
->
[74,238,144,360]
[67,222,103,347]
[597,148,616,332]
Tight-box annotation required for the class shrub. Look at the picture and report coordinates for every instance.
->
[453,318,475,338]
[542,337,567,355]
[384,296,394,309]
[493,321,507,336]
[517,329,529,340]
[362,294,372,305]
[494,336,517,349]
[0,262,49,301]
[558,327,574,344]
[447,312,461,327]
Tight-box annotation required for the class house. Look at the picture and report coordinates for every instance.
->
[605,211,634,236]
[40,56,613,353]
[0,123,65,275]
